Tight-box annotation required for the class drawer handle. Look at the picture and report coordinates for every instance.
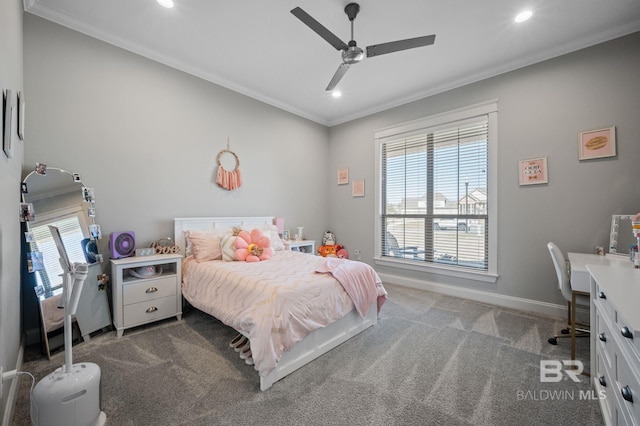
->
[599,376,607,387]
[621,326,633,339]
[598,291,606,299]
[598,333,607,342]
[145,306,158,313]
[145,287,158,293]
[621,385,633,403]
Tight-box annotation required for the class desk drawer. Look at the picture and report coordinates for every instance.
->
[123,295,177,327]
[616,351,640,424]
[616,311,640,363]
[596,309,615,373]
[595,352,615,422]
[122,276,176,305]
[594,283,615,321]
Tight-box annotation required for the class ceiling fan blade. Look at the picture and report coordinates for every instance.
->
[291,7,348,51]
[326,63,350,91]
[366,34,436,58]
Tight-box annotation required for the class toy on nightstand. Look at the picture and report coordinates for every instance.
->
[318,231,348,259]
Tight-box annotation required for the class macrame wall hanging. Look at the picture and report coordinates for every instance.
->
[216,139,242,191]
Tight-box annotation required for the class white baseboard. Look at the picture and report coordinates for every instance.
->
[2,341,24,426]
[379,272,583,319]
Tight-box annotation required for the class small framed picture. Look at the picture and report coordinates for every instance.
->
[337,167,349,185]
[3,89,14,159]
[578,126,616,160]
[352,178,365,197]
[17,91,24,141]
[518,157,548,186]
[282,230,290,241]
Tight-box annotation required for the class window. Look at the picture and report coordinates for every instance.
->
[29,212,87,298]
[375,101,498,282]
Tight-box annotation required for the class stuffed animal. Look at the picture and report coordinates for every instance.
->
[322,231,336,246]
[234,228,273,262]
[318,244,346,258]
[337,247,348,259]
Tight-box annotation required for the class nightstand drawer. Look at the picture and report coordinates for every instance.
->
[122,276,177,305]
[124,295,177,327]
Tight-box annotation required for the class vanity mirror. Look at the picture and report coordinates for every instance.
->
[609,214,636,256]
[21,163,111,356]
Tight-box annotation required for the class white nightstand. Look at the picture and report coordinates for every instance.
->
[110,254,182,337]
[284,240,316,255]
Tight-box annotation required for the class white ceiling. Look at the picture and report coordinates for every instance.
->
[24,0,640,126]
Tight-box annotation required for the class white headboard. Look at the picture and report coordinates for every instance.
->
[174,216,274,256]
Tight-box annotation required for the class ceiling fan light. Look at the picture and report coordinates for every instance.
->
[157,0,174,8]
[342,46,364,64]
[514,10,533,23]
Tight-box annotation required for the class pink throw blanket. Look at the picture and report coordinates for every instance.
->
[315,258,387,318]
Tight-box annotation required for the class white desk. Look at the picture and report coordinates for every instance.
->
[568,252,630,293]
[567,253,631,361]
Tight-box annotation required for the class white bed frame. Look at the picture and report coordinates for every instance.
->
[174,217,378,390]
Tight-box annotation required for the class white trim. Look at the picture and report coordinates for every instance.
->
[380,272,571,318]
[375,257,498,284]
[374,100,499,279]
[2,341,24,426]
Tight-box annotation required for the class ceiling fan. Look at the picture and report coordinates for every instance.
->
[291,3,436,91]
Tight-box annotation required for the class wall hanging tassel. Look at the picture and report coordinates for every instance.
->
[216,140,242,191]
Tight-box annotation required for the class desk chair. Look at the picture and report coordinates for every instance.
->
[547,242,590,345]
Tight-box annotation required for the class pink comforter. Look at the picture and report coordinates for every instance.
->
[182,250,386,377]
[315,257,387,318]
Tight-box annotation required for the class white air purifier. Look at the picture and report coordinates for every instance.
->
[30,226,107,426]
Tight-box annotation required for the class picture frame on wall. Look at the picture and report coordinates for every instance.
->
[352,178,365,197]
[337,167,349,185]
[17,90,25,141]
[518,157,548,186]
[3,89,13,158]
[578,126,616,160]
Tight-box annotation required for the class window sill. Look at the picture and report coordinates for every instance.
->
[374,257,499,284]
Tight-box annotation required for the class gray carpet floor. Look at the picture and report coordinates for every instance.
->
[11,284,603,425]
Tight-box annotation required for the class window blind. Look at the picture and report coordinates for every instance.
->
[30,214,87,295]
[381,118,489,270]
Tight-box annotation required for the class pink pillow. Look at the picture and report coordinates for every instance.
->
[187,231,222,262]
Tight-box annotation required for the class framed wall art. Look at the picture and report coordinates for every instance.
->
[518,157,548,186]
[17,90,25,140]
[578,126,616,160]
[337,167,349,185]
[352,178,365,197]
[3,89,14,159]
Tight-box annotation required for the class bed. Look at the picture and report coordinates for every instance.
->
[173,217,386,391]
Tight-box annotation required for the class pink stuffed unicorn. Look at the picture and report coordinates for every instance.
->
[234,228,273,262]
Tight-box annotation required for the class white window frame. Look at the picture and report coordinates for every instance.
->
[374,100,499,284]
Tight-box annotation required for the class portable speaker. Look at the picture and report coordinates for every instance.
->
[110,231,135,259]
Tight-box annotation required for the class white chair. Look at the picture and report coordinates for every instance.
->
[547,242,590,345]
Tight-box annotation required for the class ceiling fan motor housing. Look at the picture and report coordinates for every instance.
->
[342,44,364,64]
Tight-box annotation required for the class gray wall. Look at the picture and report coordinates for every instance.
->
[0,0,24,422]
[23,14,330,253]
[328,32,640,310]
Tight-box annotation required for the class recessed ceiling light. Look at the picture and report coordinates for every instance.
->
[157,0,174,8]
[515,10,533,23]
[332,90,342,98]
